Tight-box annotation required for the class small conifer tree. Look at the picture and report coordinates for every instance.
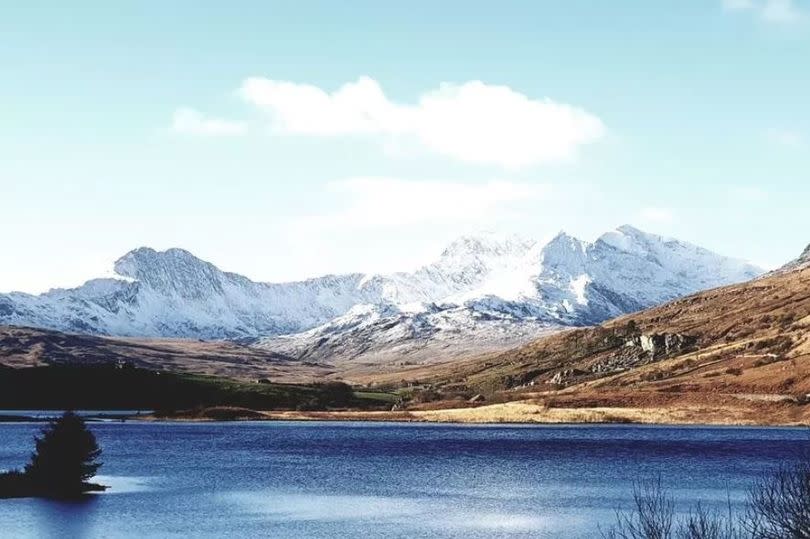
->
[23,411,105,497]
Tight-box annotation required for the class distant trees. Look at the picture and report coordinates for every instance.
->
[601,458,810,539]
[0,411,106,499]
[315,381,355,407]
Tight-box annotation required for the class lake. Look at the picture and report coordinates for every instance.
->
[0,421,806,538]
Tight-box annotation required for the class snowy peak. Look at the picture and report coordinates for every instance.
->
[0,226,766,343]
[434,233,537,280]
[113,247,226,299]
[597,224,669,254]
[439,233,535,259]
[539,231,589,276]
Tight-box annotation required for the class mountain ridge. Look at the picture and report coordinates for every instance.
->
[0,226,763,347]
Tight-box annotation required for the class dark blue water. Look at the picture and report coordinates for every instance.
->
[0,421,806,538]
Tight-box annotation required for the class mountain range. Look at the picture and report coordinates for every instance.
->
[0,225,763,362]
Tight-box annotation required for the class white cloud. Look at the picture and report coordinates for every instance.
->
[295,177,551,230]
[170,107,247,136]
[723,0,805,23]
[766,128,805,147]
[639,207,674,224]
[237,77,605,168]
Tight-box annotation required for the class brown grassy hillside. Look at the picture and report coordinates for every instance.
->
[344,265,810,425]
[0,326,331,382]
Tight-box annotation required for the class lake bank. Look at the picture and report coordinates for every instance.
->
[133,390,810,426]
[4,384,807,426]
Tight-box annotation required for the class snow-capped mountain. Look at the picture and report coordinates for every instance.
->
[0,248,372,339]
[0,226,763,359]
[255,225,763,363]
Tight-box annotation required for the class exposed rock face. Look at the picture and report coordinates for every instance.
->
[628,333,698,359]
[549,368,588,386]
[584,333,698,377]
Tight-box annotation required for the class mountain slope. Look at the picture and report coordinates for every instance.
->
[1,248,372,339]
[255,226,762,363]
[257,302,559,367]
[0,325,331,382]
[316,249,808,425]
[396,256,810,401]
[0,226,762,348]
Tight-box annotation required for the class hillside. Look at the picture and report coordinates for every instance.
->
[344,259,810,425]
[0,326,329,382]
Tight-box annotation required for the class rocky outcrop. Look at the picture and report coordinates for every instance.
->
[625,333,697,359]
[549,368,588,386]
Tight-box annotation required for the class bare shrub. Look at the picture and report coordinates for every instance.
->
[744,459,810,538]
[678,503,744,539]
[601,478,673,539]
[602,457,810,539]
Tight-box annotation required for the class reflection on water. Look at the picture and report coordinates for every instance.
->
[226,491,550,532]
[0,421,807,538]
[28,496,99,539]
[227,491,423,521]
[94,475,154,494]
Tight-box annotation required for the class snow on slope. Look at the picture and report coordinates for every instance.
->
[260,302,559,365]
[1,248,371,339]
[0,227,763,352]
[255,226,762,362]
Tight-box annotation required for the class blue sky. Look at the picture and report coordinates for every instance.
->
[2,0,809,293]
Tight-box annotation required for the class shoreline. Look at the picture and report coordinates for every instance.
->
[3,391,808,427]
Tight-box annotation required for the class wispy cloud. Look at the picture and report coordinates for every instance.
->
[237,77,605,169]
[723,0,805,24]
[766,128,805,147]
[170,107,247,136]
[295,177,551,230]
[639,207,675,224]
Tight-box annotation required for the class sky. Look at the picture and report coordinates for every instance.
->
[1,0,809,293]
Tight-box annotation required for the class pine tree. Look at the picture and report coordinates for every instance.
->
[23,411,105,497]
